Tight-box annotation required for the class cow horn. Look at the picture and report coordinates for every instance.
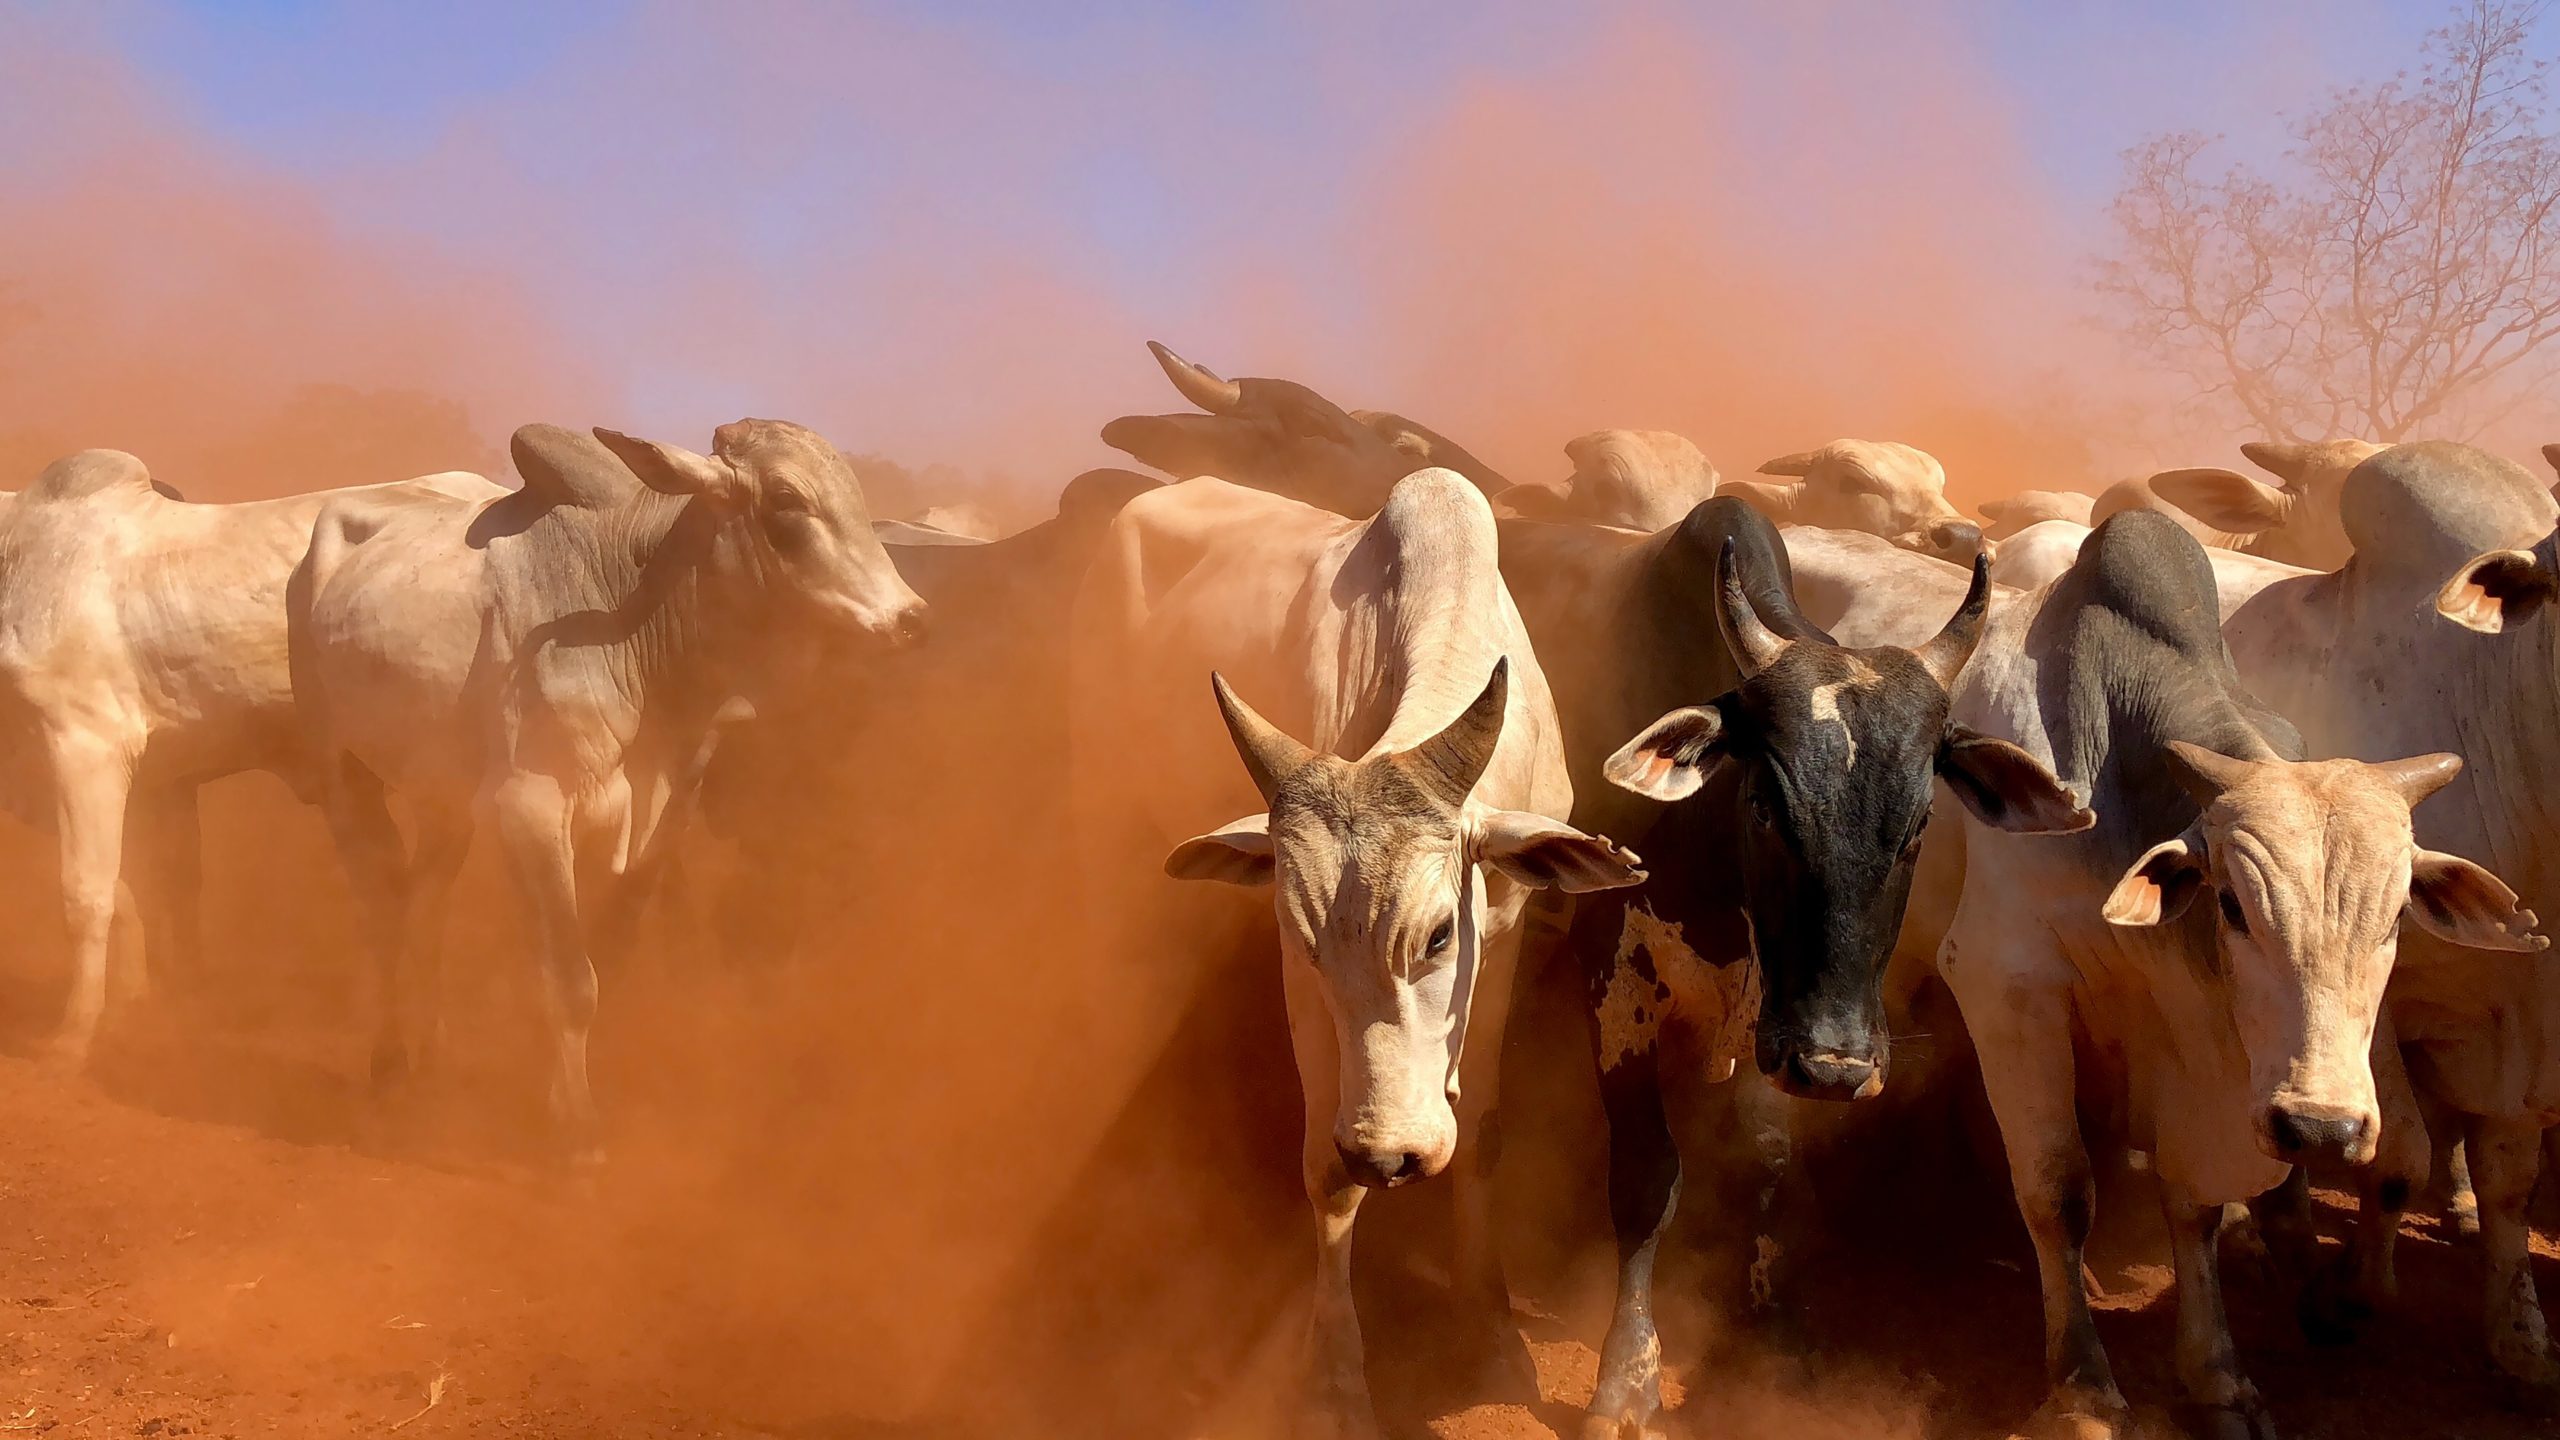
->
[1913,555,1991,689]
[1715,541,1790,678]
[2240,441,2313,485]
[1757,449,1823,477]
[1401,659,1510,808]
[2164,740,2259,800]
[2371,751,2464,808]
[2540,442,2560,480]
[1211,673,1315,804]
[1148,340,1242,415]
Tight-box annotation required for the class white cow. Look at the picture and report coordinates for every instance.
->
[0,450,500,1061]
[1991,519,2317,619]
[290,421,923,1157]
[2239,440,2560,1403]
[2140,439,2389,571]
[1946,510,2541,1438]
[1070,469,1641,1438]
[1720,438,1989,565]
[1495,429,1719,531]
[1979,487,2095,541]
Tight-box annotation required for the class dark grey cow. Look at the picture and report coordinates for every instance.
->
[1944,512,2540,1439]
[1497,497,2092,1439]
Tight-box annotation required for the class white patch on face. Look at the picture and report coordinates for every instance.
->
[1806,657,1878,772]
[1808,680,1857,771]
[1595,903,1759,1079]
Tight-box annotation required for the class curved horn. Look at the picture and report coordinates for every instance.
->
[1912,555,1991,689]
[1401,658,1510,807]
[1148,340,1242,415]
[2164,740,2259,801]
[2239,440,2313,485]
[2371,751,2463,809]
[1756,449,1823,477]
[1715,540,1790,677]
[1211,672,1314,804]
[2541,442,2560,479]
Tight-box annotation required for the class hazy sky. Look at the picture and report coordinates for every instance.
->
[5,0,2551,504]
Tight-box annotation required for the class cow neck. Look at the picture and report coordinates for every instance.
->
[581,490,764,736]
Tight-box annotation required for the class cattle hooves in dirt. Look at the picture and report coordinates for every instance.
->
[1574,1414,1665,1440]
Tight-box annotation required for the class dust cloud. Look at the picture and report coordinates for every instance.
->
[0,5,2512,1440]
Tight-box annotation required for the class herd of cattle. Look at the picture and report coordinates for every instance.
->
[4,339,2560,1440]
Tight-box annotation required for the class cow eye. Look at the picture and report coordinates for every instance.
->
[2218,889,2249,935]
[769,487,811,516]
[1425,919,1454,956]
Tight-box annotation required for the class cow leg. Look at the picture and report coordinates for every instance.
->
[2164,1194,2275,1440]
[394,802,474,1078]
[1450,921,1536,1400]
[493,774,602,1165]
[1280,959,1377,1440]
[1959,972,2125,1438]
[315,759,417,1090]
[1584,1035,1678,1440]
[45,733,134,1066]
[2466,1114,2558,1407]
[2300,1028,2428,1345]
[2421,1083,2480,1238]
[1725,1073,1814,1349]
[128,783,203,1003]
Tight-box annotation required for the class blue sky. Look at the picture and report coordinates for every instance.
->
[6,0,2552,499]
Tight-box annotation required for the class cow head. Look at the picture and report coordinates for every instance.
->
[1978,489,2095,542]
[2147,439,2387,571]
[1604,542,2092,1101]
[1502,430,1719,532]
[1166,661,1644,1186]
[1100,342,1421,517]
[1722,439,1987,565]
[594,420,927,648]
[2103,745,2542,1167]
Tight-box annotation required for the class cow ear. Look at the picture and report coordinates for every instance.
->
[2436,548,2556,634]
[1716,477,1800,523]
[594,428,737,501]
[2404,848,2548,954]
[2104,836,2205,927]
[1165,813,1275,887]
[1938,728,2095,835]
[2147,467,2292,534]
[1474,811,1646,893]
[1603,702,1737,802]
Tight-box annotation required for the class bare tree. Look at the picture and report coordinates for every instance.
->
[2103,0,2560,441]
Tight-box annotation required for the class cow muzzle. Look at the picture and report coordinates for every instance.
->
[2261,1100,2377,1167]
[1767,1048,1885,1102]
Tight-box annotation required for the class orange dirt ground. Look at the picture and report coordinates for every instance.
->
[0,781,2551,1440]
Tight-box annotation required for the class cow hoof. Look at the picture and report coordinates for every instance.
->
[1575,1413,1665,1440]
[2014,1393,2131,1440]
[1456,1322,1539,1403]
[36,1034,91,1074]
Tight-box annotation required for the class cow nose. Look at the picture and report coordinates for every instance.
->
[2266,1103,2370,1164]
[1335,1141,1428,1189]
[1775,1050,1882,1102]
[889,601,929,649]
[1931,519,1986,561]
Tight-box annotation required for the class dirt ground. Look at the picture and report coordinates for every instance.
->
[0,780,2553,1440]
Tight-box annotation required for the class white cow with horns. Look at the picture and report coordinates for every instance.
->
[1070,468,1642,1439]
